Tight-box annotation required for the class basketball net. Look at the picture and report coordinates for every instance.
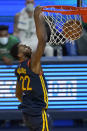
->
[42,6,83,47]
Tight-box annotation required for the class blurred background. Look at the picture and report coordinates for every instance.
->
[0,0,86,33]
[0,0,87,131]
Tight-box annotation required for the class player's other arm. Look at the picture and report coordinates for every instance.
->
[31,6,47,74]
[15,81,22,102]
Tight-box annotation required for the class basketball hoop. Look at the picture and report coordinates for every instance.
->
[41,5,87,47]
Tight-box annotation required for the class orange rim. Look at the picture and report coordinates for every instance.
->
[41,5,87,15]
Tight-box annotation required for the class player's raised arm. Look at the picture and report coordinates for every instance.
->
[31,6,47,74]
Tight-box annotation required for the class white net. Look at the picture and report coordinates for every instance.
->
[42,6,82,47]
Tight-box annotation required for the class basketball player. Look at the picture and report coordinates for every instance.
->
[12,6,49,131]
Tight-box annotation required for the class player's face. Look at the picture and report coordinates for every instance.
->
[18,45,31,61]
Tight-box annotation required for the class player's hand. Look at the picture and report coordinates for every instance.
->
[34,6,47,43]
[34,6,42,18]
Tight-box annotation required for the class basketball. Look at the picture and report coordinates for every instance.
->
[62,20,83,40]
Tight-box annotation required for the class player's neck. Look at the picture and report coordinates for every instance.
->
[19,57,29,63]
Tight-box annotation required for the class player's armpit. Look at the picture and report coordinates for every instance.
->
[16,81,22,102]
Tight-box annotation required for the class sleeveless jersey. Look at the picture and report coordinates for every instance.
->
[15,59,48,116]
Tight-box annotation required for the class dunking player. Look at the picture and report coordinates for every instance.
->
[12,6,49,131]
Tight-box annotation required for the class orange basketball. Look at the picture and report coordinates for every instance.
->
[63,20,82,40]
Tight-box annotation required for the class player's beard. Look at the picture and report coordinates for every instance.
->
[18,56,24,62]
